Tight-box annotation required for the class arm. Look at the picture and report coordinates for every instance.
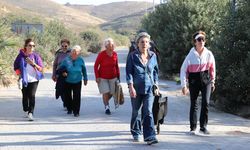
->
[126,53,136,98]
[81,58,88,85]
[94,53,101,83]
[209,53,216,92]
[153,54,159,85]
[115,53,120,81]
[180,55,189,95]
[52,53,59,80]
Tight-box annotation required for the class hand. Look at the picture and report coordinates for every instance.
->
[52,75,57,82]
[129,85,137,98]
[211,84,215,92]
[25,57,35,66]
[84,80,88,86]
[182,87,188,95]
[62,72,67,77]
[96,78,101,84]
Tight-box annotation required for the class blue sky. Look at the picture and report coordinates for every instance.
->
[51,0,160,5]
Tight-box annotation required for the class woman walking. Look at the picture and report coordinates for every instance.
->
[14,38,44,121]
[126,32,159,145]
[180,31,216,135]
[58,45,88,117]
[94,38,120,115]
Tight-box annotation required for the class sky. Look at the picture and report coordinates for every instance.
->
[51,0,160,5]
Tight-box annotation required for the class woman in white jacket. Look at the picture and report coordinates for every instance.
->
[180,31,216,135]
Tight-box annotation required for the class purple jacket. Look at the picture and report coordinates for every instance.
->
[14,49,44,87]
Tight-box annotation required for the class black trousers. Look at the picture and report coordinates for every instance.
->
[21,81,39,114]
[64,81,82,115]
[189,81,211,130]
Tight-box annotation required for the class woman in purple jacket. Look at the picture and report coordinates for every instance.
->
[14,38,44,121]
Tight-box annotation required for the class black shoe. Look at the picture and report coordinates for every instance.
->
[146,138,158,145]
[105,109,111,115]
[67,111,72,114]
[74,113,79,117]
[199,128,210,135]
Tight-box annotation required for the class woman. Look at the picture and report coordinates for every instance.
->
[94,38,120,115]
[58,45,88,117]
[14,38,44,121]
[126,32,159,145]
[52,39,71,109]
[180,31,216,135]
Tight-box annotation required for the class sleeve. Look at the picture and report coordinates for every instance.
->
[94,53,101,79]
[126,53,134,84]
[81,58,88,81]
[180,55,189,88]
[115,53,120,80]
[14,53,21,72]
[209,53,216,84]
[52,53,59,77]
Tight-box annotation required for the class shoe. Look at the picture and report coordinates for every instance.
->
[188,130,196,135]
[28,113,34,121]
[74,113,79,117]
[23,111,28,118]
[146,138,158,145]
[105,109,111,115]
[199,128,210,135]
[133,136,142,142]
[67,111,72,114]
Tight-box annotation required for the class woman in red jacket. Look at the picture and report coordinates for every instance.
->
[94,38,120,115]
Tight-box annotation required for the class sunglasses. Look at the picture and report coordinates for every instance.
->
[28,44,35,47]
[62,45,68,48]
[196,37,205,42]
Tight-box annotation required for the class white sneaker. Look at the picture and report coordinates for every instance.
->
[23,111,28,118]
[28,113,34,121]
[188,130,196,135]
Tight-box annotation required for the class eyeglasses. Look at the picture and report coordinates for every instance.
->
[196,37,205,42]
[28,44,35,47]
[62,45,68,48]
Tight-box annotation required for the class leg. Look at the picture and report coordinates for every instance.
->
[189,84,200,131]
[130,94,143,139]
[21,86,29,112]
[200,83,211,130]
[64,82,73,113]
[72,81,82,116]
[103,93,112,107]
[141,94,156,141]
[27,81,39,114]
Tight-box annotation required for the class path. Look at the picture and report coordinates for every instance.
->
[0,47,249,150]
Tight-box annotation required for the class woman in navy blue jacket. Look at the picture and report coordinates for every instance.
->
[126,32,159,145]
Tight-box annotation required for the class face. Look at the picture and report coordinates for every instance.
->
[61,42,69,51]
[138,37,150,52]
[195,36,205,49]
[26,42,35,53]
[106,41,114,51]
[71,49,80,60]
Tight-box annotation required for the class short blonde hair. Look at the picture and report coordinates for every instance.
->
[72,45,81,51]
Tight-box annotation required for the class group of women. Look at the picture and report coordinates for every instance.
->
[13,30,216,145]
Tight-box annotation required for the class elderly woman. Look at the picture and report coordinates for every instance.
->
[94,38,120,115]
[180,31,216,135]
[126,32,159,145]
[14,38,44,121]
[52,39,71,109]
[58,45,88,117]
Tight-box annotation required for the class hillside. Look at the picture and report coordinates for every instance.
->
[67,1,154,21]
[0,0,105,30]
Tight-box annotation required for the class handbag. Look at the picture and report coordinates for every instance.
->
[147,67,160,96]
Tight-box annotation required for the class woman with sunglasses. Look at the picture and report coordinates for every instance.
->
[52,39,71,110]
[14,38,44,121]
[180,31,216,135]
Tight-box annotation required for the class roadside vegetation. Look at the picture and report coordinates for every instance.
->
[141,0,250,117]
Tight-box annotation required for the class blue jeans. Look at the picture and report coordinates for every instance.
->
[130,93,156,141]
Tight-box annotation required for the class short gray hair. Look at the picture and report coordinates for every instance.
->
[72,45,81,51]
[104,38,114,47]
[136,32,151,44]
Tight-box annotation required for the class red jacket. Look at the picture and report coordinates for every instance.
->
[94,50,120,79]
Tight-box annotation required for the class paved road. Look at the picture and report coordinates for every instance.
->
[0,48,249,150]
